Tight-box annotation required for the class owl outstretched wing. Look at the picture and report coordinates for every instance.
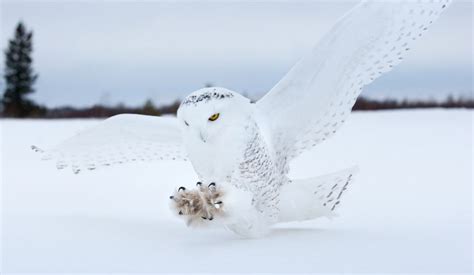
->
[256,0,451,171]
[32,114,187,174]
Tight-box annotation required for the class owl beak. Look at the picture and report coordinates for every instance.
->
[199,131,207,143]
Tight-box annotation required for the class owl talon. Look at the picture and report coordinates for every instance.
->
[208,182,216,192]
[214,201,222,209]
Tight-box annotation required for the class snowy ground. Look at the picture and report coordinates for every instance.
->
[1,110,472,273]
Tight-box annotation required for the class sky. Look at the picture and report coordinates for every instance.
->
[0,0,472,108]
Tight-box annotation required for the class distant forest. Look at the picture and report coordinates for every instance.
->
[2,22,473,119]
[22,95,470,119]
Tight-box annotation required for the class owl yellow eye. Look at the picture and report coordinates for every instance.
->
[208,113,220,121]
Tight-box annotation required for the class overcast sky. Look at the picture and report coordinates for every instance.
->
[1,0,472,107]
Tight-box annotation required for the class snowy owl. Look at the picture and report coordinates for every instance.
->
[33,1,451,237]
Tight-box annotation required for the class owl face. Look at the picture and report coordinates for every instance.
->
[177,87,252,144]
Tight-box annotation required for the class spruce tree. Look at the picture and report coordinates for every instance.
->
[2,22,39,117]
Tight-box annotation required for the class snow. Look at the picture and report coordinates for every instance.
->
[1,110,472,273]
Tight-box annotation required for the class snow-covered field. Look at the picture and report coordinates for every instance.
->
[1,110,472,273]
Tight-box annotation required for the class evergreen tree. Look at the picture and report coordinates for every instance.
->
[2,22,39,117]
[142,99,160,116]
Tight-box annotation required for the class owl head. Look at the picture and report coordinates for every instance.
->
[177,87,253,144]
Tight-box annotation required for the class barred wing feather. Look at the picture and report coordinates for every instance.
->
[257,0,451,171]
[32,114,187,174]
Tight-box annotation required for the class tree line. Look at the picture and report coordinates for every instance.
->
[2,22,472,118]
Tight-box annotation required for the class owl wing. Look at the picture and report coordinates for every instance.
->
[32,114,187,174]
[256,0,450,170]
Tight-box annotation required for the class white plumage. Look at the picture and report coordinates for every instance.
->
[33,1,451,237]
[33,115,187,173]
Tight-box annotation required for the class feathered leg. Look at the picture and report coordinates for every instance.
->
[169,182,225,226]
[170,182,270,237]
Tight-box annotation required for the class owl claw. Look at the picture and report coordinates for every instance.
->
[208,182,217,192]
[214,201,222,209]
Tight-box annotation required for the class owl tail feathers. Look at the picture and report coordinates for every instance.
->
[277,166,358,223]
